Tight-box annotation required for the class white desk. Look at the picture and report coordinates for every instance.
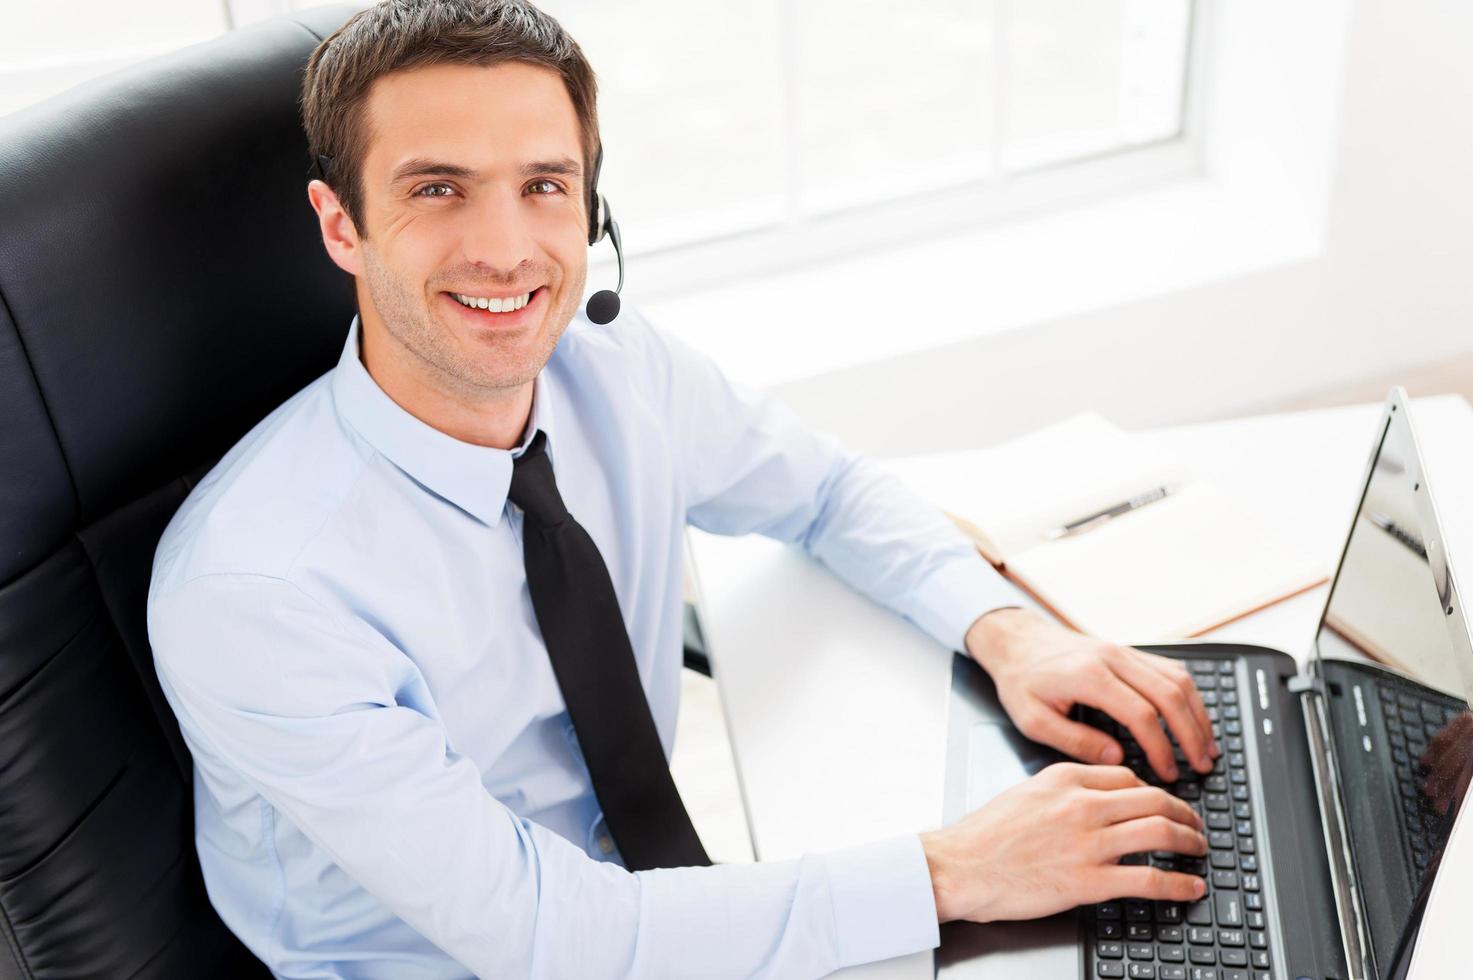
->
[688,395,1473,980]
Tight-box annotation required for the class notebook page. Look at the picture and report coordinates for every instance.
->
[897,412,1188,563]
[1006,482,1328,643]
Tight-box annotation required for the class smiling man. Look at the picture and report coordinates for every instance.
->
[147,2,1218,977]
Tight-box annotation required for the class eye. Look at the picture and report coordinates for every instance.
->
[526,179,564,196]
[414,182,457,199]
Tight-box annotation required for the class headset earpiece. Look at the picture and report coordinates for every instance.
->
[584,144,624,324]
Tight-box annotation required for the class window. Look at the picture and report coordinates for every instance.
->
[3,0,1196,265]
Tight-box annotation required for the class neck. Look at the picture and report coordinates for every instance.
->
[358,315,533,451]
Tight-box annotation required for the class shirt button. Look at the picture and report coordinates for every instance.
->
[598,835,614,855]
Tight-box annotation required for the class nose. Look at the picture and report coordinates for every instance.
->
[459,187,535,276]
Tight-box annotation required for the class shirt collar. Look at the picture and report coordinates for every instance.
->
[330,315,554,527]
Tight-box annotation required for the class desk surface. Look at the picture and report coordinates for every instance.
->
[688,395,1473,980]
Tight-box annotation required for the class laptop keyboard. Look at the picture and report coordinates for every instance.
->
[1084,659,1275,980]
[1378,682,1461,887]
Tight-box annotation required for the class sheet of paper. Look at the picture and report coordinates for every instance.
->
[1007,483,1329,642]
[897,412,1189,562]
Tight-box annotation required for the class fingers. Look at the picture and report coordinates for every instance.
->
[1095,864,1208,903]
[1140,653,1221,762]
[1112,649,1217,773]
[1081,675,1181,783]
[1064,763,1143,790]
[1092,786,1203,831]
[1099,814,1208,862]
[1022,707,1127,765]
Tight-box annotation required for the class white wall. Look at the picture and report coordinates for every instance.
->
[764,0,1473,458]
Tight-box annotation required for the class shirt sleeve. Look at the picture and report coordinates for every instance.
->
[643,316,1033,653]
[150,572,934,978]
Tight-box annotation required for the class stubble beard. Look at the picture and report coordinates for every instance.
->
[359,244,585,400]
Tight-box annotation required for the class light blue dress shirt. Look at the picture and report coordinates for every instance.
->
[147,305,1025,979]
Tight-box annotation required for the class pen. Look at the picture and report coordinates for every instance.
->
[1045,485,1172,540]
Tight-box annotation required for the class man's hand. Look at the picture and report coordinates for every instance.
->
[921,762,1208,923]
[965,607,1218,782]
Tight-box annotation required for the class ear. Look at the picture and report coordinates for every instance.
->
[306,178,365,276]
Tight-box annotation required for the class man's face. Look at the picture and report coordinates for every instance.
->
[346,61,589,398]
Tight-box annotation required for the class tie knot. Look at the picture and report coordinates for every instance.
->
[508,431,570,528]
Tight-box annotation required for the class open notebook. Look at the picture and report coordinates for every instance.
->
[896,413,1329,643]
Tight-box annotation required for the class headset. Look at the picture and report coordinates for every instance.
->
[311,144,625,325]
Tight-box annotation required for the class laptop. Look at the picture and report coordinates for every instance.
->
[938,387,1473,980]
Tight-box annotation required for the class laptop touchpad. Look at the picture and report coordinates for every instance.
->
[936,723,1082,979]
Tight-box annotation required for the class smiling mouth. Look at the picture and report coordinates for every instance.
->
[447,287,542,313]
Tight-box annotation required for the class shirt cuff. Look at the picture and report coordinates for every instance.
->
[821,834,940,969]
[907,552,1037,652]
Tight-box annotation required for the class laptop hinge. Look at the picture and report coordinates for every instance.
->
[1295,682,1374,980]
[1286,674,1320,696]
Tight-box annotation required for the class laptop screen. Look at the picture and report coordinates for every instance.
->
[1312,398,1473,978]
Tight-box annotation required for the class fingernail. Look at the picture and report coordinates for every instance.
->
[1197,754,1212,771]
[1166,765,1180,782]
[1100,745,1123,764]
[1193,878,1206,897]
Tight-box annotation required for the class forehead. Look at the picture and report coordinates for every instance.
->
[361,61,583,178]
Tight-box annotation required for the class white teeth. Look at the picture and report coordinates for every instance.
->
[453,291,533,312]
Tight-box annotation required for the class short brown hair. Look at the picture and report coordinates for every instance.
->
[301,0,600,235]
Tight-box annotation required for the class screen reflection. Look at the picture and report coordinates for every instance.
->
[1314,412,1473,978]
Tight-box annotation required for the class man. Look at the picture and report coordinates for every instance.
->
[147,1,1218,976]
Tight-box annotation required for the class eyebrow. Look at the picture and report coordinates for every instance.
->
[389,156,583,184]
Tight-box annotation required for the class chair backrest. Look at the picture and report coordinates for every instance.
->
[0,7,360,976]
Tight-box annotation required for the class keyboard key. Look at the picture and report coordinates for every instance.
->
[1127,901,1153,921]
[1158,925,1185,943]
[1099,941,1125,959]
[1098,962,1126,978]
[1244,892,1263,912]
[1252,950,1271,968]
[1212,870,1240,890]
[1208,831,1235,849]
[1128,943,1155,960]
[1129,965,1157,979]
[1186,901,1213,925]
[1129,924,1154,941]
[1157,903,1184,924]
[1214,890,1244,927]
[1218,929,1245,947]
[1188,927,1215,945]
[1099,921,1123,939]
[1159,944,1186,962]
[1249,931,1267,949]
[1189,947,1217,965]
[1100,903,1123,919]
[1189,970,1219,980]
[1221,949,1248,968]
[1160,967,1187,980]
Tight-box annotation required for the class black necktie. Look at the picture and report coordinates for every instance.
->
[508,431,710,871]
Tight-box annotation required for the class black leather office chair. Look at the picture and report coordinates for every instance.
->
[0,7,360,977]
